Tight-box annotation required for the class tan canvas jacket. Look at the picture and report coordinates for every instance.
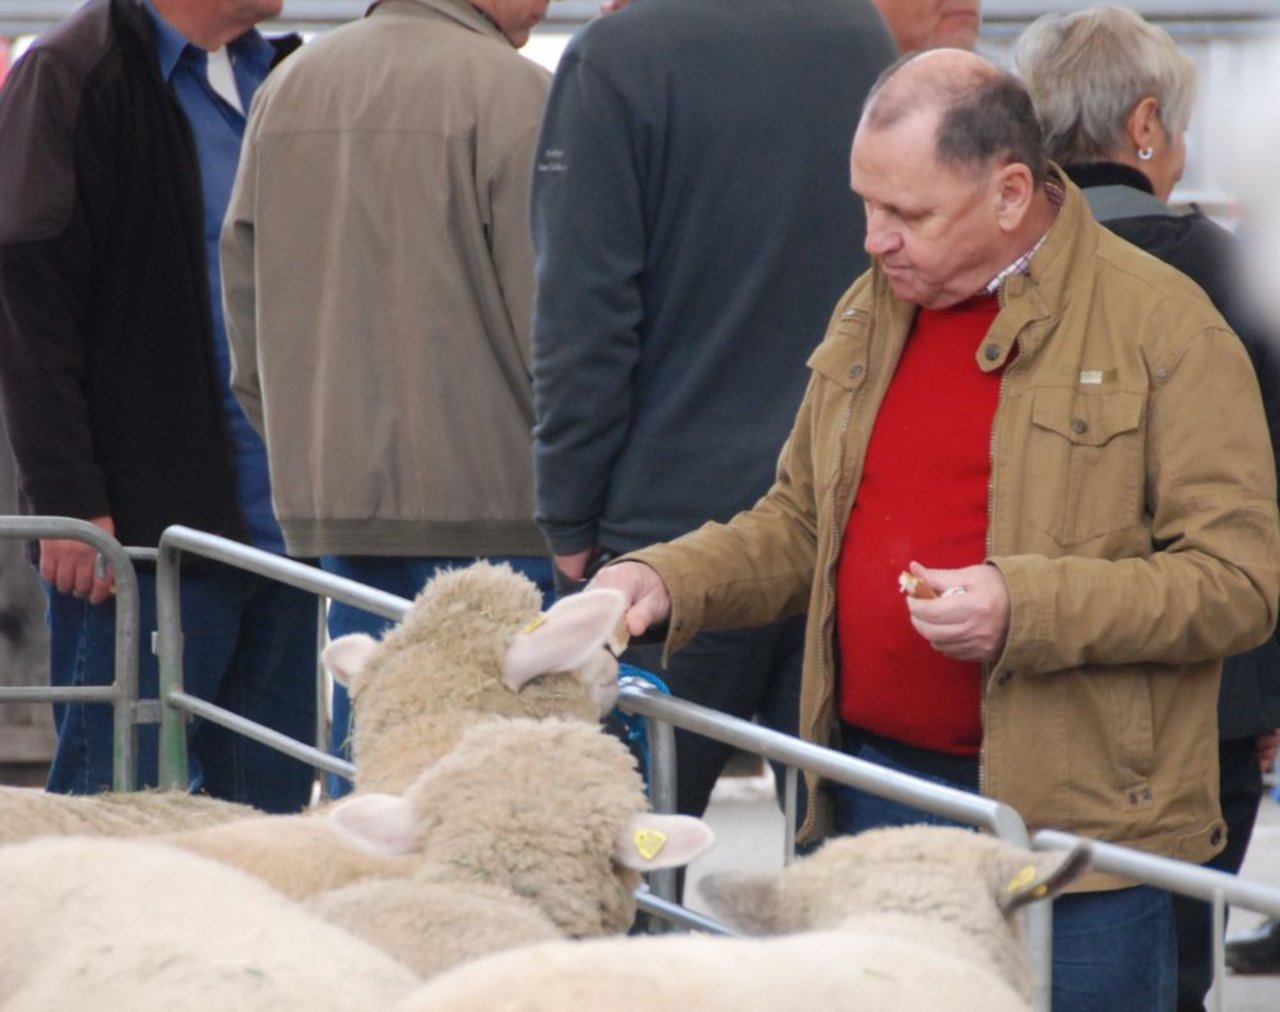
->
[632,173,1280,889]
[222,0,550,558]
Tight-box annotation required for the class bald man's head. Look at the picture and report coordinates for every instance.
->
[848,50,1054,308]
[861,49,1047,186]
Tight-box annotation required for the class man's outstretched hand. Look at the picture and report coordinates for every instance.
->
[587,561,672,638]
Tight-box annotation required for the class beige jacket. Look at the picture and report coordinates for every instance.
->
[633,174,1280,889]
[222,0,550,558]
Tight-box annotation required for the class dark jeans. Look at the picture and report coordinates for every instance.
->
[1174,734,1264,1011]
[833,732,1177,1012]
[44,566,317,813]
[318,555,555,799]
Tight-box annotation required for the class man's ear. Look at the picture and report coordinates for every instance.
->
[993,161,1034,231]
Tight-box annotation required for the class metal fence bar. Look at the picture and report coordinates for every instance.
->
[0,515,140,790]
[153,525,411,789]
[169,690,355,778]
[1033,827,1280,1006]
[635,889,737,937]
[617,684,1030,844]
[1033,829,1280,917]
[618,682,1043,1010]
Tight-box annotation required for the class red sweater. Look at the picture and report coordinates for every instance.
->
[835,295,1003,755]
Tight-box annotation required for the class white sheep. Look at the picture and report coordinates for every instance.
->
[302,716,716,976]
[323,561,627,793]
[0,563,624,849]
[153,716,711,917]
[0,785,256,844]
[0,835,420,1012]
[394,826,1090,1012]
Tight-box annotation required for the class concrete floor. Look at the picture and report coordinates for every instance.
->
[685,768,1280,1011]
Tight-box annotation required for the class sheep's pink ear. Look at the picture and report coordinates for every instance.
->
[323,634,379,690]
[502,589,627,690]
[326,793,418,858]
[613,813,715,871]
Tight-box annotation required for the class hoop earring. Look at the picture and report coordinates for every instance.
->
[1137,147,1154,161]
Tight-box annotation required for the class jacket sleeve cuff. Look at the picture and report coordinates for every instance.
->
[988,554,1055,675]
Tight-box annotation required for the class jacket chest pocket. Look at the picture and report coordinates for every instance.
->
[1027,387,1146,546]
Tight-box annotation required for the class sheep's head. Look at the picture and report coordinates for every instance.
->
[699,826,1088,998]
[325,718,715,937]
[322,563,627,791]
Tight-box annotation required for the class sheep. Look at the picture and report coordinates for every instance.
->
[150,716,712,919]
[0,785,257,844]
[393,826,1091,1012]
[322,560,627,793]
[0,563,624,850]
[0,835,420,1012]
[301,716,716,976]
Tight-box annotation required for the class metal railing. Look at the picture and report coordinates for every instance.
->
[153,525,407,789]
[0,516,140,790]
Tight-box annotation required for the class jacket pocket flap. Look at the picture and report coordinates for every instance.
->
[808,312,870,390]
[1031,387,1144,447]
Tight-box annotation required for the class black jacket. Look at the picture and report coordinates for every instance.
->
[0,0,297,549]
[1068,161,1280,741]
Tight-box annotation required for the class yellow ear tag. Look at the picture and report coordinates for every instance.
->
[634,828,668,861]
[1006,865,1037,893]
[1031,884,1049,899]
[521,614,548,635]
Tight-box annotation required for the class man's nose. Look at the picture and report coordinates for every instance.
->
[864,213,901,257]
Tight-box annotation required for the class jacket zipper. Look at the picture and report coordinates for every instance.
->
[804,388,858,842]
[982,286,1021,799]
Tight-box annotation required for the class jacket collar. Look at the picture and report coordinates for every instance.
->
[856,166,1105,372]
[980,165,1101,369]
[370,0,509,45]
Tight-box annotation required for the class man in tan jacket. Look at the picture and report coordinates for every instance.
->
[593,50,1280,1011]
[221,0,555,796]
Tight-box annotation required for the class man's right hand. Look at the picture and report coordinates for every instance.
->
[39,515,116,605]
[586,561,672,637]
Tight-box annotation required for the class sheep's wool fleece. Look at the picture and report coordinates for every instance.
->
[308,876,561,980]
[350,562,604,792]
[0,837,419,1011]
[162,811,417,900]
[405,717,647,937]
[392,929,1028,1012]
[0,786,256,844]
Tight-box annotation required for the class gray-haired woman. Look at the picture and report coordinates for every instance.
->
[1017,7,1280,1010]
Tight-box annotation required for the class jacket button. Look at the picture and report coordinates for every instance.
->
[1070,417,1088,434]
[849,364,864,379]
[984,343,1001,362]
[1211,827,1224,846]
[997,672,1013,686]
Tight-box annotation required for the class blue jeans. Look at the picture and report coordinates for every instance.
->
[833,738,1177,1012]
[44,565,317,813]
[319,555,554,799]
